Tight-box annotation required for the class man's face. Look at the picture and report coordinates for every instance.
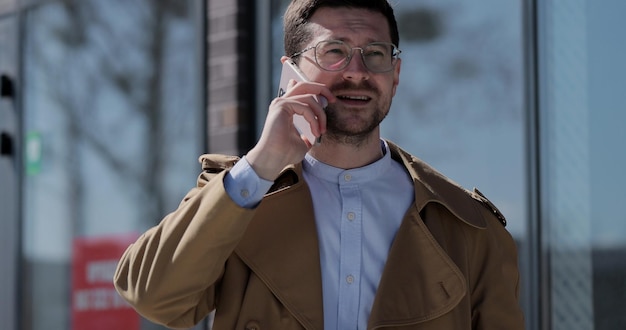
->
[297,7,401,144]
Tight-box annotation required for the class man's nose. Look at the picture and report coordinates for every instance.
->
[342,49,370,81]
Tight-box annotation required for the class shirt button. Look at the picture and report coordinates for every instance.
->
[346,275,354,284]
[347,212,355,221]
[240,189,250,198]
[344,174,352,182]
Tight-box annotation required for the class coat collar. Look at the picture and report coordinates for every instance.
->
[234,140,485,329]
[387,140,486,229]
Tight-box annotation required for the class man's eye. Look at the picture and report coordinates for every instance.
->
[365,50,385,57]
[325,48,347,56]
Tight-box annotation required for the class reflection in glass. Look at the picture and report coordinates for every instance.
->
[540,1,626,329]
[21,1,202,329]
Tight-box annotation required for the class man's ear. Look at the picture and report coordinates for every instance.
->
[280,56,289,64]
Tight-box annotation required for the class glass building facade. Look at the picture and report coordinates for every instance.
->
[537,1,626,329]
[2,1,206,329]
[0,0,624,329]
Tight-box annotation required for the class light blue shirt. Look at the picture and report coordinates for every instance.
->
[224,140,415,329]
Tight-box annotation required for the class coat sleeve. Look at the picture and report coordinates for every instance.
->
[113,156,255,329]
[469,193,526,330]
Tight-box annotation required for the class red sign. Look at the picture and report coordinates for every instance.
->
[72,234,140,330]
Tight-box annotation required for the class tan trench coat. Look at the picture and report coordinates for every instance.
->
[114,141,525,330]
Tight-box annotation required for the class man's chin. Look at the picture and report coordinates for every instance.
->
[324,126,378,146]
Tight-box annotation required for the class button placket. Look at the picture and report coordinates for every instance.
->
[337,179,362,325]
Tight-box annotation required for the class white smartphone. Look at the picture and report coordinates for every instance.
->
[278,59,328,145]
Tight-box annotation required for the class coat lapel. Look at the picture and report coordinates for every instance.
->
[235,165,324,330]
[367,207,467,328]
[368,142,485,328]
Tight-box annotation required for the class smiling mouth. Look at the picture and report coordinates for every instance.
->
[338,95,371,102]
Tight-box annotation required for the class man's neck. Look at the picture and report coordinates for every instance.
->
[307,134,384,169]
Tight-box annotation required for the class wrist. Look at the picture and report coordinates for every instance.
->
[246,147,287,181]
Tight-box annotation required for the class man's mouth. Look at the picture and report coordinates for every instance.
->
[337,95,372,103]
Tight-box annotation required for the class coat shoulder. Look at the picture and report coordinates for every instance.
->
[194,154,240,188]
[470,188,507,227]
[387,140,507,228]
[198,154,240,173]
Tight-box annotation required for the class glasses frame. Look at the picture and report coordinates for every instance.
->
[289,39,402,73]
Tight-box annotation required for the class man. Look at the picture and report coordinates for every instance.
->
[114,0,525,329]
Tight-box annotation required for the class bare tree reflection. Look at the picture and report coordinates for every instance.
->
[33,0,192,234]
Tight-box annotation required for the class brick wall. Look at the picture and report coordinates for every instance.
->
[206,0,256,155]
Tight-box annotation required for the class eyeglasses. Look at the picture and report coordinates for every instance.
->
[290,40,401,73]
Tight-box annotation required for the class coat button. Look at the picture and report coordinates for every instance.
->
[245,320,260,330]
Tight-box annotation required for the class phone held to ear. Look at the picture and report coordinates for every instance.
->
[277,59,328,145]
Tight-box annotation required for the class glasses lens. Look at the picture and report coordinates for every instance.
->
[313,40,399,72]
[315,40,351,71]
[363,43,397,72]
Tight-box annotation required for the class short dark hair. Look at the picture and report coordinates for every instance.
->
[283,0,400,57]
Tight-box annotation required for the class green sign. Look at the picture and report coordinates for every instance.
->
[25,131,42,176]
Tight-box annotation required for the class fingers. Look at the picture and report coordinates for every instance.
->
[290,98,325,137]
[248,80,331,176]
[280,80,333,138]
[286,79,336,105]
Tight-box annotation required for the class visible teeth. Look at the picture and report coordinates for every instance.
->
[340,95,369,101]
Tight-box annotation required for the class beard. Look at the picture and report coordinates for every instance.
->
[324,80,391,147]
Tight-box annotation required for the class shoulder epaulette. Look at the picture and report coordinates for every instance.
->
[472,188,507,227]
[198,154,240,173]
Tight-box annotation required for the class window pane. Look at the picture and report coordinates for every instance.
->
[383,1,526,234]
[539,1,626,329]
[21,1,203,329]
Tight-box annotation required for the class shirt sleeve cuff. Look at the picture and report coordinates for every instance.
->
[224,156,274,208]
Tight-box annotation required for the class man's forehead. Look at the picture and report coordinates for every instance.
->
[307,7,391,44]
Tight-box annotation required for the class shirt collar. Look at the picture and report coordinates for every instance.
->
[277,139,487,229]
[303,140,391,185]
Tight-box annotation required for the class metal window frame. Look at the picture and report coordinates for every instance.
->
[524,0,552,329]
